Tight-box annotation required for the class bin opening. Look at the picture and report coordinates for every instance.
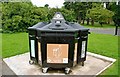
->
[55,24,61,27]
[55,21,61,23]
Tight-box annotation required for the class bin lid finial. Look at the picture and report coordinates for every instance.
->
[52,12,64,20]
[51,12,65,23]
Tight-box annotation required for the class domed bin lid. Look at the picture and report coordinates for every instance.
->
[28,12,89,32]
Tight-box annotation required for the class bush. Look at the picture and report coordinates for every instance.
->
[2,2,49,33]
[2,2,75,33]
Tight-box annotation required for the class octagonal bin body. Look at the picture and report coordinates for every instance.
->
[28,12,90,73]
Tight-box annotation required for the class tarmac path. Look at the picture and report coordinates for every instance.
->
[90,28,120,36]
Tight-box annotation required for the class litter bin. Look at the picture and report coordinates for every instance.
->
[28,12,90,74]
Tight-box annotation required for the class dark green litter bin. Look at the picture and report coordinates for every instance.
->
[28,12,90,74]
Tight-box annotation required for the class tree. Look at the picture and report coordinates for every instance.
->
[86,3,114,26]
[44,4,49,8]
[2,2,49,33]
[2,2,75,33]
[112,3,120,26]
[2,2,34,32]
[63,2,92,24]
[112,3,120,35]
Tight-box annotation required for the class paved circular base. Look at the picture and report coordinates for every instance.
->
[3,52,115,75]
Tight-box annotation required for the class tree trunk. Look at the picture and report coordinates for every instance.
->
[82,19,85,25]
[115,25,118,35]
[107,19,110,24]
[78,16,81,24]
[87,18,89,25]
[91,19,94,26]
[108,21,110,24]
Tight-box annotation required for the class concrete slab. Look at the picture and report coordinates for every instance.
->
[3,52,116,75]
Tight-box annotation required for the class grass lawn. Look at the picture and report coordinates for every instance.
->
[88,33,118,75]
[2,32,119,76]
[2,33,29,58]
[0,33,2,56]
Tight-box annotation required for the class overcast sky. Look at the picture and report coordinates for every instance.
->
[31,0,65,8]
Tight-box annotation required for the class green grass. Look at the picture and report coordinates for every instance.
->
[0,33,2,56]
[2,33,29,58]
[2,32,119,75]
[88,33,118,59]
[88,33,118,75]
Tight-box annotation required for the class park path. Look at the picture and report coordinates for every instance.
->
[90,28,120,36]
[1,58,16,75]
[1,28,119,76]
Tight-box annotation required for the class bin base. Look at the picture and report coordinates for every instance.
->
[3,52,115,75]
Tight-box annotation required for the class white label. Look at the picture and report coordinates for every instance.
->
[63,58,68,63]
[81,41,86,58]
[56,21,61,23]
[31,40,35,57]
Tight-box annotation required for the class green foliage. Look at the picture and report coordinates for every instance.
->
[60,8,76,22]
[86,3,114,23]
[2,2,118,32]
[112,4,120,26]
[107,2,117,12]
[2,2,35,33]
[63,2,92,23]
[2,2,49,33]
[2,2,75,33]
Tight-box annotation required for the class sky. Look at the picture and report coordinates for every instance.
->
[31,0,65,8]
